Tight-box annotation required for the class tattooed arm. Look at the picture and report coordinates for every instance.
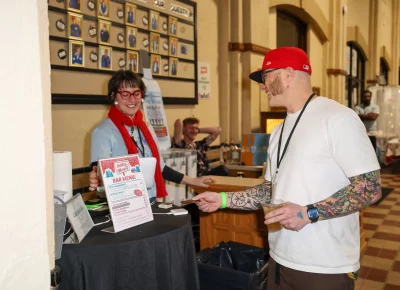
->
[314,169,381,220]
[264,170,382,231]
[193,180,271,213]
[226,180,272,210]
[199,127,222,146]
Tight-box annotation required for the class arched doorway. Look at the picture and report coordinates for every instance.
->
[277,10,307,51]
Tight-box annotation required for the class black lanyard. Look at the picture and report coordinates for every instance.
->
[130,126,145,156]
[276,93,315,175]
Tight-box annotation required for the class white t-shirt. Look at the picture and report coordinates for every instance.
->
[354,103,380,132]
[265,97,380,274]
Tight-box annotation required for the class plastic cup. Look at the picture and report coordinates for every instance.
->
[262,199,284,232]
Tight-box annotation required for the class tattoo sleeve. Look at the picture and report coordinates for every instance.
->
[315,170,382,220]
[226,180,272,210]
[205,134,218,145]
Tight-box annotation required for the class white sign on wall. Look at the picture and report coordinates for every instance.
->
[198,62,210,100]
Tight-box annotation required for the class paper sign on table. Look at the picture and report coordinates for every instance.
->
[99,154,153,233]
[65,194,94,243]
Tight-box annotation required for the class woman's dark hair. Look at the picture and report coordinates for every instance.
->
[108,70,146,101]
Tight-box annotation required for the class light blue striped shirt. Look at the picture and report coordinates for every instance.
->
[90,118,165,198]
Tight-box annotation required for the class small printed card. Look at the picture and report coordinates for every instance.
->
[99,154,153,233]
[65,194,94,243]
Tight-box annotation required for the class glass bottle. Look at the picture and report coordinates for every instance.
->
[231,140,240,165]
[219,142,225,164]
[223,140,230,164]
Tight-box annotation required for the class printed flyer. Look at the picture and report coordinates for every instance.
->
[99,154,153,233]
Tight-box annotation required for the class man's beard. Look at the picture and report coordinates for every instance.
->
[268,75,285,96]
[363,100,371,106]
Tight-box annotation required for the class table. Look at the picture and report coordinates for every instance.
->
[56,204,200,290]
[370,134,400,165]
[386,137,400,159]
[191,176,268,250]
[190,176,367,257]
[209,161,264,178]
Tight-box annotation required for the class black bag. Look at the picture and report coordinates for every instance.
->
[197,241,269,290]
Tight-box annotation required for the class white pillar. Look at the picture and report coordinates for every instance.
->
[0,0,53,289]
[218,0,231,143]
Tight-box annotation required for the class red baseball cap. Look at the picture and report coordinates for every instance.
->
[249,47,312,83]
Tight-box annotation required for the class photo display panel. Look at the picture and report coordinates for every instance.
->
[48,0,197,105]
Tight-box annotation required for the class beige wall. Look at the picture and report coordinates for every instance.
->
[317,0,330,23]
[52,104,108,168]
[308,27,324,92]
[378,0,393,60]
[269,7,278,48]
[0,0,53,289]
[347,0,370,45]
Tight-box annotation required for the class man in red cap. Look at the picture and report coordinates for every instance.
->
[193,47,381,289]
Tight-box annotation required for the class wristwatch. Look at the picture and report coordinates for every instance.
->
[306,204,319,223]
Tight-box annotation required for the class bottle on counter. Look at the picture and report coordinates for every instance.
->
[230,140,241,165]
[219,142,225,164]
[223,140,230,164]
[227,140,234,164]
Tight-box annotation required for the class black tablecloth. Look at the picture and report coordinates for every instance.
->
[56,204,200,290]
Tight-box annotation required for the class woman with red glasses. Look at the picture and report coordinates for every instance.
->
[89,70,214,201]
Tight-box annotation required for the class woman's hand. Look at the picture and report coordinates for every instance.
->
[186,175,215,188]
[193,191,221,212]
[89,165,99,191]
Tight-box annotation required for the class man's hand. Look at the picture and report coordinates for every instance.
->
[89,166,99,191]
[174,119,182,130]
[366,112,379,120]
[264,202,310,231]
[193,191,221,212]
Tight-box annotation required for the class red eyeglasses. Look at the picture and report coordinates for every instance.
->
[118,89,144,100]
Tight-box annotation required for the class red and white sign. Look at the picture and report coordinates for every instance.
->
[198,62,210,100]
[99,154,153,233]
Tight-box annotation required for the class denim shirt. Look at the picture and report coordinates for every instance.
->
[90,118,165,198]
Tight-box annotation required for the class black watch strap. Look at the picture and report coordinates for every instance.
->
[306,204,319,223]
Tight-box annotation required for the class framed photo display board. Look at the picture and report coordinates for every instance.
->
[48,0,197,105]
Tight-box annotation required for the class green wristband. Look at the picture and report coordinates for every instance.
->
[220,192,227,209]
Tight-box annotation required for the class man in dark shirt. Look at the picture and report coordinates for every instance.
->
[100,23,109,43]
[70,17,81,38]
[69,0,79,9]
[172,118,229,177]
[101,49,110,68]
[128,29,136,48]
[171,60,177,75]
[127,7,135,24]
[72,45,83,65]
[99,0,108,17]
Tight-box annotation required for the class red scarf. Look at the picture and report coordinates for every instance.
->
[108,105,167,198]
